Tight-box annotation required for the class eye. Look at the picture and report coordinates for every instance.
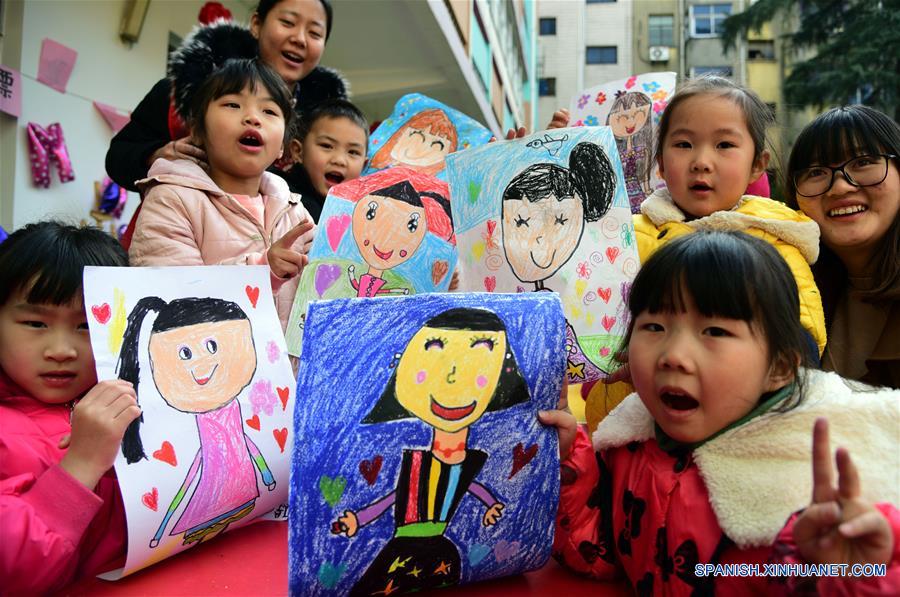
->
[223,101,240,109]
[673,141,691,149]
[430,140,445,150]
[318,142,333,150]
[178,345,193,360]
[77,322,90,331]
[22,320,46,329]
[409,130,426,140]
[703,326,733,338]
[205,339,218,354]
[309,29,323,40]
[424,337,444,350]
[263,108,280,116]
[349,149,362,156]
[640,322,664,332]
[514,215,530,227]
[554,214,568,226]
[279,19,295,27]
[803,166,829,179]
[470,337,495,350]
[407,213,420,233]
[717,141,736,149]
[365,201,378,220]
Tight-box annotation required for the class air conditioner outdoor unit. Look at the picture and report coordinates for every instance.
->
[649,46,670,62]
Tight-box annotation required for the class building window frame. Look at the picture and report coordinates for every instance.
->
[538,77,556,97]
[689,3,732,38]
[586,45,617,65]
[648,14,674,47]
[539,17,556,36]
[690,66,734,78]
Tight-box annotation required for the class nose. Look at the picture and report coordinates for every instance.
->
[288,26,307,48]
[690,149,712,173]
[446,365,456,384]
[656,334,695,373]
[827,169,856,195]
[243,111,261,126]
[45,332,77,363]
[331,151,348,166]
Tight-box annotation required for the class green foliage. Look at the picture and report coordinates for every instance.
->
[721,0,900,119]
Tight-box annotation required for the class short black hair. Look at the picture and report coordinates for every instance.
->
[294,97,368,143]
[0,221,128,307]
[190,58,295,149]
[255,0,333,41]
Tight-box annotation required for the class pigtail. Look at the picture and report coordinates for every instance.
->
[569,142,615,222]
[117,296,167,464]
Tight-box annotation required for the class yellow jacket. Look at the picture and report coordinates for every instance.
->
[633,189,826,355]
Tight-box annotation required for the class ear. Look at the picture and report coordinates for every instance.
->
[751,150,770,183]
[764,352,798,392]
[289,139,303,164]
[250,13,261,39]
[656,154,665,179]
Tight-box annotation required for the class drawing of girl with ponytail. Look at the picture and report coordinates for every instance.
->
[118,297,275,547]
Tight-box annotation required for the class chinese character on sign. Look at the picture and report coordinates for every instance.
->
[0,65,22,118]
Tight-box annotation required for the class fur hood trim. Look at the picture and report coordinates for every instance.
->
[167,22,349,122]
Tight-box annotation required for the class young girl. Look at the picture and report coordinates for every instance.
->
[786,106,900,388]
[129,59,316,330]
[540,231,900,594]
[0,222,139,593]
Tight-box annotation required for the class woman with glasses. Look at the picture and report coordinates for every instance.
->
[787,106,900,388]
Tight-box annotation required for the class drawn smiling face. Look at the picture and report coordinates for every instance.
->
[148,319,257,413]
[394,326,507,433]
[501,192,585,283]
[390,126,453,168]
[352,193,427,271]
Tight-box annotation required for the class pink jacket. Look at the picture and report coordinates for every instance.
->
[130,158,316,329]
[0,371,126,594]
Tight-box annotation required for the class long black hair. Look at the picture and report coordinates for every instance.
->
[117,297,252,464]
[363,308,529,423]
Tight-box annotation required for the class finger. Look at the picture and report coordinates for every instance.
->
[178,143,206,160]
[515,126,527,138]
[811,418,835,503]
[603,365,631,384]
[276,220,313,249]
[801,502,842,531]
[558,378,569,410]
[504,128,516,140]
[111,395,141,420]
[835,446,861,500]
[58,434,71,449]
[271,257,298,280]
[838,509,889,539]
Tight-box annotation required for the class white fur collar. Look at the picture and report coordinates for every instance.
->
[593,369,900,548]
[640,189,821,264]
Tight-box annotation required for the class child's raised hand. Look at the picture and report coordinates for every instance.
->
[268,219,314,279]
[793,418,893,567]
[547,109,570,130]
[149,135,208,170]
[59,380,141,489]
[538,378,578,460]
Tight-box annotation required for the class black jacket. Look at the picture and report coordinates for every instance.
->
[105,22,347,192]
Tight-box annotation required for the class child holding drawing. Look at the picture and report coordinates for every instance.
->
[0,222,137,593]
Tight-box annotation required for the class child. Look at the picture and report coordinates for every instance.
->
[284,98,369,223]
[129,58,316,330]
[0,222,139,593]
[540,231,900,594]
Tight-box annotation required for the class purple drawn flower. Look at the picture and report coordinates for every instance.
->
[250,379,277,416]
[577,94,590,109]
[584,115,599,126]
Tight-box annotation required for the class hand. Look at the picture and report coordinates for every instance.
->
[59,380,141,489]
[793,418,892,566]
[268,219,314,279]
[547,109,570,130]
[538,378,578,459]
[489,126,528,143]
[483,502,504,526]
[332,510,359,537]
[148,135,207,169]
[603,364,631,385]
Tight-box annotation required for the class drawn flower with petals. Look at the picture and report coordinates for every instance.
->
[574,119,585,127]
[653,100,668,114]
[595,92,607,106]
[625,76,637,89]
[642,82,661,93]
[652,89,668,101]
[585,115,599,126]
[577,94,590,110]
[576,262,592,279]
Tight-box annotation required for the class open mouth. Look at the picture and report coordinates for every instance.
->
[239,130,263,148]
[430,396,477,421]
[661,389,699,411]
[530,249,557,269]
[324,171,345,186]
[282,51,304,66]
[828,205,867,217]
[690,183,712,192]
[373,245,394,260]
[191,364,218,386]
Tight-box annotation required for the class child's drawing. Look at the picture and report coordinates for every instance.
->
[365,93,492,179]
[84,266,295,578]
[446,127,639,385]
[569,72,676,213]
[285,167,458,356]
[290,293,565,595]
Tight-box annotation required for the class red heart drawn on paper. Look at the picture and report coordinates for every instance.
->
[273,428,288,453]
[508,442,538,479]
[486,219,497,236]
[484,276,496,292]
[597,287,612,303]
[91,303,111,324]
[601,315,616,332]
[152,441,177,467]
[142,487,159,511]
[277,387,290,410]
[245,285,260,308]
[359,455,383,486]
[605,246,621,264]
[431,260,450,286]
[600,347,611,357]
[246,414,261,431]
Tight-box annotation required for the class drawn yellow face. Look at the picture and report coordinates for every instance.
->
[395,326,507,432]
[148,320,257,413]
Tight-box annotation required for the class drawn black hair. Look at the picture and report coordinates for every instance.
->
[370,182,453,222]
[363,308,529,423]
[502,142,615,222]
[118,297,252,464]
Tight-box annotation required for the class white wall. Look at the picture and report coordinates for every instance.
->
[0,0,251,231]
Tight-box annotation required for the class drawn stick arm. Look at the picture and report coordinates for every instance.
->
[245,434,275,487]
[355,491,396,527]
[379,287,409,295]
[468,481,499,508]
[348,265,359,290]
[152,450,202,546]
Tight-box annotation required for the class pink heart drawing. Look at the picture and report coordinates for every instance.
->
[484,276,496,292]
[494,539,521,563]
[314,264,341,297]
[91,303,111,324]
[601,315,616,332]
[326,214,351,252]
[605,246,621,264]
[597,287,612,303]
[599,347,611,357]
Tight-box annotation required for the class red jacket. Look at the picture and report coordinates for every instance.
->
[0,372,126,594]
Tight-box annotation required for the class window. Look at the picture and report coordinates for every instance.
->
[538,77,556,96]
[539,17,556,35]
[690,66,733,78]
[586,0,616,3]
[586,46,617,64]
[648,15,674,47]
[748,40,775,60]
[690,3,731,37]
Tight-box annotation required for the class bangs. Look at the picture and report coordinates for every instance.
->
[191,59,293,128]
[789,106,898,172]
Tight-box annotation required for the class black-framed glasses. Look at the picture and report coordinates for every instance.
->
[793,154,897,197]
